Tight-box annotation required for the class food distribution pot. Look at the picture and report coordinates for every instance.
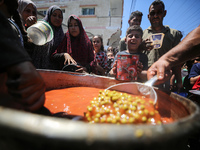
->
[0,70,200,150]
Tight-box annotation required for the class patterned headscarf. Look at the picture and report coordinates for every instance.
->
[54,15,97,72]
[66,15,91,57]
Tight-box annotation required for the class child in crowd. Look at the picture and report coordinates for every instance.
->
[182,56,200,94]
[109,25,148,82]
[119,10,143,52]
[107,46,114,53]
[107,46,118,56]
[106,50,115,71]
[52,15,97,74]
[92,35,109,75]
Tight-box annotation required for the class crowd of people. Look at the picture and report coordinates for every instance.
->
[0,0,200,148]
[1,0,200,117]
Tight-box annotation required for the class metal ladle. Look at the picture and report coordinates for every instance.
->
[106,76,158,106]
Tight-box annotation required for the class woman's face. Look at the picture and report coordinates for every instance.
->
[92,36,102,52]
[51,9,63,27]
[22,4,36,22]
[68,18,80,37]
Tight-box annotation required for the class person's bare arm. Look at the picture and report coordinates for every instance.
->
[190,75,200,85]
[108,60,117,77]
[147,26,200,83]
[161,26,200,67]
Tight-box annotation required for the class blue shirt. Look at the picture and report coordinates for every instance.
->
[188,63,200,79]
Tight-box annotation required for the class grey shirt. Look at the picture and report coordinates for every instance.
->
[142,25,182,67]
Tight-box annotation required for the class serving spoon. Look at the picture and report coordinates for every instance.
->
[106,76,158,106]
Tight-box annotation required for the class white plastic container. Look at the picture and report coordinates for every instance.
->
[27,20,54,45]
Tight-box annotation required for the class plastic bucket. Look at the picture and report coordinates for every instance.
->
[27,20,53,45]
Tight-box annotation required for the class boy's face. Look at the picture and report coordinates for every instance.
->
[125,30,142,52]
[128,16,142,26]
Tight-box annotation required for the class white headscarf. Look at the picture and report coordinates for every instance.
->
[18,0,37,17]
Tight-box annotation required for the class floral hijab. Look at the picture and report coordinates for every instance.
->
[66,15,91,56]
[55,15,97,72]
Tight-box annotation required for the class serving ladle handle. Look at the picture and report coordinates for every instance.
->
[145,75,158,87]
[137,75,158,106]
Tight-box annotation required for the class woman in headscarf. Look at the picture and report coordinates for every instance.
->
[27,5,64,69]
[43,5,65,57]
[18,0,37,29]
[52,15,97,74]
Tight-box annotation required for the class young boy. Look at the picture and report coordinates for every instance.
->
[119,11,143,52]
[109,25,148,82]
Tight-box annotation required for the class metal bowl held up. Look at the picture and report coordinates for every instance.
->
[0,69,200,150]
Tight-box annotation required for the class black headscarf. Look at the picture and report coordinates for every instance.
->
[29,5,64,69]
[43,5,64,52]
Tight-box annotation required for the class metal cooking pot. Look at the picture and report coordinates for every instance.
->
[0,70,199,150]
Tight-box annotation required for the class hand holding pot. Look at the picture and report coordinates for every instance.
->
[25,16,37,28]
[63,53,77,65]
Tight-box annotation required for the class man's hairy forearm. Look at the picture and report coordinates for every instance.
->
[160,25,200,67]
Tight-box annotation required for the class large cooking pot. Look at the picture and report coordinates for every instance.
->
[0,70,200,150]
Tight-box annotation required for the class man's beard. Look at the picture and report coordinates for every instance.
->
[151,21,162,28]
[151,18,163,29]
